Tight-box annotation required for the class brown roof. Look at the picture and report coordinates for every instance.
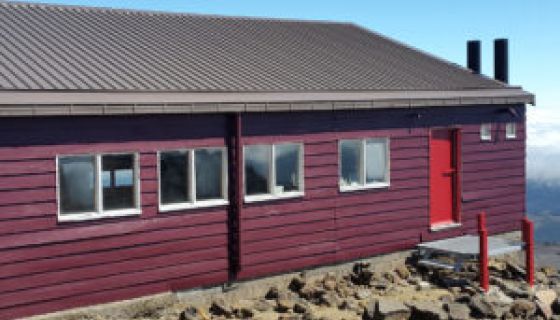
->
[0,2,507,92]
[0,2,534,116]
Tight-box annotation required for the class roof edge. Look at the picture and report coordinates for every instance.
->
[0,89,535,117]
[1,1,354,26]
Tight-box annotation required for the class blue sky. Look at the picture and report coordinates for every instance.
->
[11,1,560,181]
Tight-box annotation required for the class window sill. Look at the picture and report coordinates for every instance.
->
[58,208,141,223]
[430,222,462,232]
[339,182,390,193]
[244,192,304,204]
[159,199,229,212]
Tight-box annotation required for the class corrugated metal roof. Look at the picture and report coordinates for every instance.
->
[0,1,508,93]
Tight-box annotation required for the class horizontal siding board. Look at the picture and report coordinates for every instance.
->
[241,219,335,243]
[242,230,337,255]
[0,209,227,250]
[0,235,227,279]
[337,239,417,262]
[237,253,336,280]
[2,270,228,320]
[0,159,55,176]
[241,241,336,266]
[241,209,334,230]
[0,174,54,190]
[0,246,227,294]
[0,259,228,310]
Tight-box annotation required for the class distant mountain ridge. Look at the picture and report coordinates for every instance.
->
[527,179,560,216]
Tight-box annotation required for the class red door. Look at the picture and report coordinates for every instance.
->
[429,129,458,227]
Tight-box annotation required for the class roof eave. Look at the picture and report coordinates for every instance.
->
[0,89,535,117]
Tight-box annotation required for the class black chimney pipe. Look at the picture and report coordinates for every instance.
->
[467,40,481,74]
[494,39,509,83]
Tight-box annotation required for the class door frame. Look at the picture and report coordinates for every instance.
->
[428,127,462,228]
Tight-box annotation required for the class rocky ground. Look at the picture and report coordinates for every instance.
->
[47,254,560,320]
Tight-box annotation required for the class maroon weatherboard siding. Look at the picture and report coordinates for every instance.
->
[0,115,231,319]
[0,105,525,319]
[237,105,526,279]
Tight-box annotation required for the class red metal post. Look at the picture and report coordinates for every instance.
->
[522,217,535,287]
[478,212,489,292]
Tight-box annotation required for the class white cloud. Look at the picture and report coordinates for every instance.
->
[527,106,560,184]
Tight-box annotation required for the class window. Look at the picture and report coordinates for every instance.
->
[339,138,390,191]
[480,123,492,141]
[244,143,303,202]
[506,122,517,139]
[57,153,140,221]
[159,147,227,211]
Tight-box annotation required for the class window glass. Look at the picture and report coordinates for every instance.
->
[102,154,136,211]
[275,144,301,193]
[480,123,492,141]
[160,151,189,205]
[59,156,96,214]
[506,122,517,139]
[365,139,388,184]
[245,145,271,196]
[195,148,224,201]
[340,140,362,187]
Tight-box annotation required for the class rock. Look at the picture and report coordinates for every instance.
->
[489,259,507,272]
[394,265,411,280]
[383,272,397,284]
[552,298,560,314]
[510,299,536,318]
[454,293,471,304]
[232,300,255,318]
[179,306,201,320]
[538,290,558,307]
[462,286,479,296]
[364,298,410,320]
[278,316,302,320]
[300,284,326,303]
[448,286,462,296]
[323,277,337,291]
[488,286,514,305]
[351,262,375,285]
[446,303,471,320]
[407,301,447,320]
[277,292,296,313]
[293,300,312,314]
[542,266,558,277]
[469,295,501,319]
[538,300,554,319]
[537,271,549,284]
[355,289,371,300]
[289,276,307,292]
[319,291,342,308]
[340,299,362,314]
[371,281,390,291]
[506,261,527,278]
[265,286,279,300]
[252,299,274,312]
[490,276,530,298]
[416,281,431,291]
[210,298,233,317]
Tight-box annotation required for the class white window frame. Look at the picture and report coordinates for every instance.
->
[339,138,390,192]
[56,153,141,222]
[480,123,492,141]
[158,147,228,212]
[505,122,517,139]
[244,143,304,203]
